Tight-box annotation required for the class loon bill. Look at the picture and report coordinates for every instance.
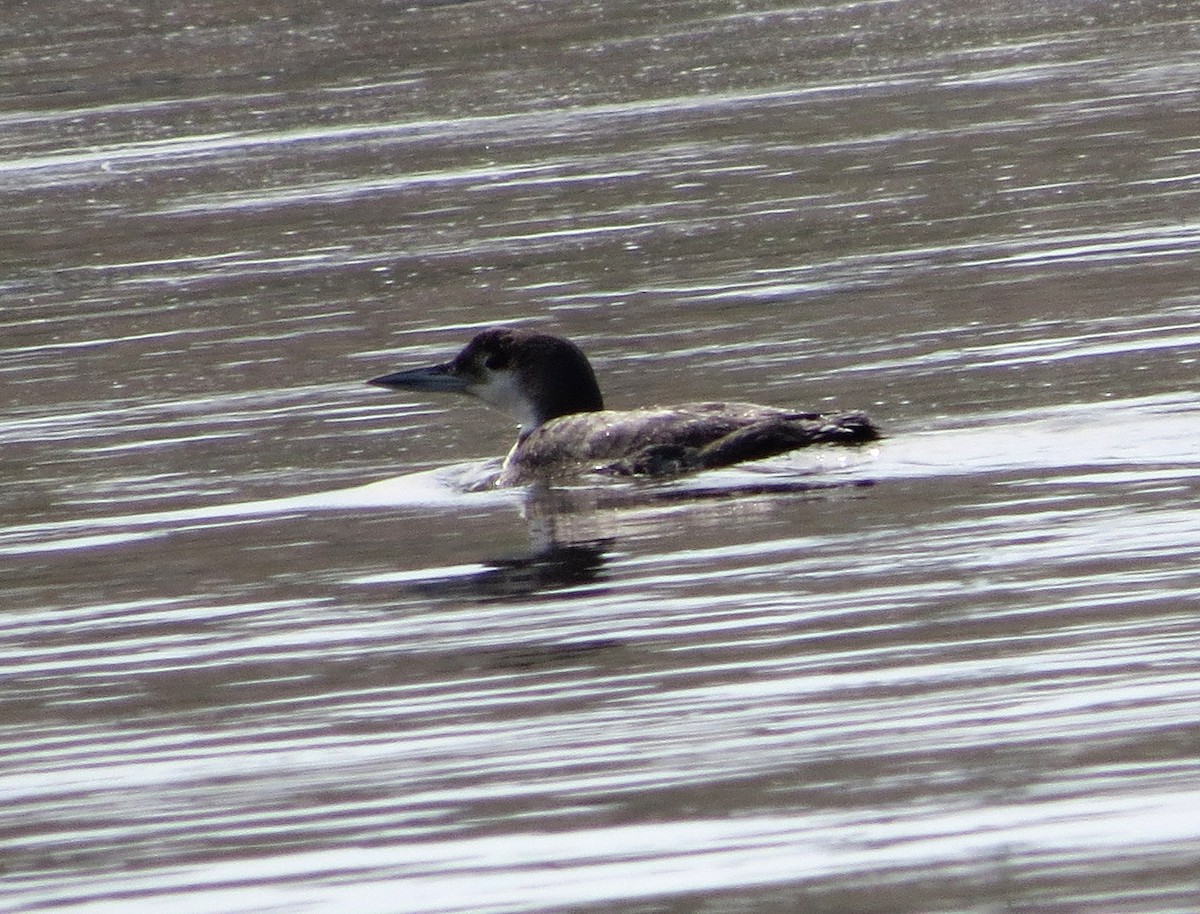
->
[368,327,880,486]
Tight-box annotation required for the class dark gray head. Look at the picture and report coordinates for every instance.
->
[369,327,605,436]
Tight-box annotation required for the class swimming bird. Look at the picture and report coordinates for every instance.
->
[368,327,880,487]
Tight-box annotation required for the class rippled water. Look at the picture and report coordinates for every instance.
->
[4,1,1200,911]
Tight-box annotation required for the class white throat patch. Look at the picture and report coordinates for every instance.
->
[471,369,540,437]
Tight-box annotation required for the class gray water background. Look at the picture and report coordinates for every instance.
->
[3,1,1200,911]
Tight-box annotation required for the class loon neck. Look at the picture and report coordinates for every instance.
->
[517,400,599,443]
[512,340,604,433]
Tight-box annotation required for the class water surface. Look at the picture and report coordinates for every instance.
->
[3,1,1200,911]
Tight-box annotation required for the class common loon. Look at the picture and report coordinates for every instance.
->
[369,327,880,487]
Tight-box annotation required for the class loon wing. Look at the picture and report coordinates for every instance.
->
[599,410,879,476]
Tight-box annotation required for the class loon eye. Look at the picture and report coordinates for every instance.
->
[484,351,509,371]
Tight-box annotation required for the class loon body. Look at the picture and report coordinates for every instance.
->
[369,327,879,487]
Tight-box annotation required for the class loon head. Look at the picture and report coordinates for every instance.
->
[369,327,605,438]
